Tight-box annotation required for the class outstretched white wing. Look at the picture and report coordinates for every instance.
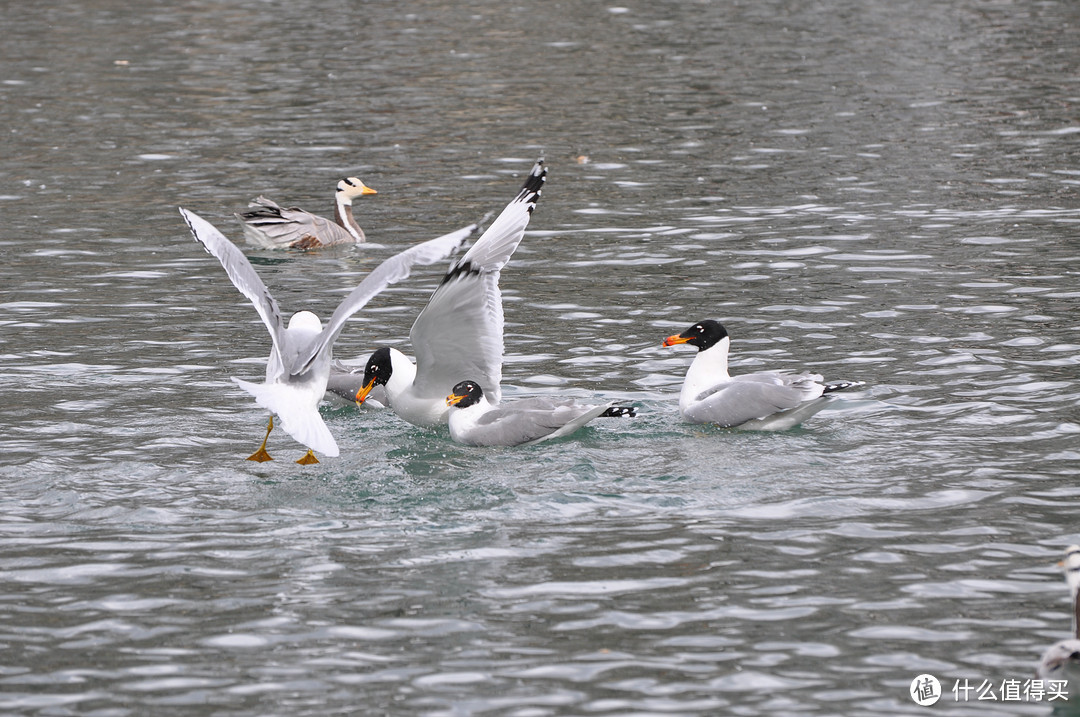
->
[179,207,285,362]
[409,160,546,403]
[291,222,481,375]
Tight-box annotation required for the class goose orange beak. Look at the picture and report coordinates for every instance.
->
[362,185,378,196]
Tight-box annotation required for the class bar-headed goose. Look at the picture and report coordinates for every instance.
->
[236,177,377,249]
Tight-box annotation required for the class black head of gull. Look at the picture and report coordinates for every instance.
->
[662,319,729,352]
[446,380,484,409]
[355,347,394,404]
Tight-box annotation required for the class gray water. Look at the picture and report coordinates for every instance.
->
[2,1,1079,715]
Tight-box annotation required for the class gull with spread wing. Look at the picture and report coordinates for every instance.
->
[354,160,546,427]
[179,207,478,463]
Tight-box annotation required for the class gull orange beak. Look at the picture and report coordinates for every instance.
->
[354,378,376,406]
[362,185,378,196]
[662,333,693,347]
[446,392,466,407]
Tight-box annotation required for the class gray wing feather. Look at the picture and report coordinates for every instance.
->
[521,403,611,446]
[236,197,353,248]
[409,161,545,403]
[469,398,602,446]
[686,375,822,427]
[410,272,504,401]
[455,160,545,270]
[1038,639,1080,680]
[179,207,285,362]
[476,397,581,427]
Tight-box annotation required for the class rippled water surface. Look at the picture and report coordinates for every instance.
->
[2,1,1079,715]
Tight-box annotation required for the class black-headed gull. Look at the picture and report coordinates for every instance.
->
[445,380,635,446]
[179,207,477,463]
[235,177,377,249]
[354,160,546,427]
[663,319,863,430]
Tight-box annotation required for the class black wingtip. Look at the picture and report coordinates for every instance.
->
[237,206,284,222]
[517,158,546,214]
[600,406,637,418]
[823,380,865,394]
[439,258,482,286]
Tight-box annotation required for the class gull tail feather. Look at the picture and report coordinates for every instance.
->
[522,404,610,447]
[232,378,339,457]
[736,397,833,431]
[823,380,865,394]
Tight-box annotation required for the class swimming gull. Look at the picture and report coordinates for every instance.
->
[662,319,863,430]
[445,380,636,446]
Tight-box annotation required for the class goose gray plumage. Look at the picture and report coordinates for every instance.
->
[235,177,377,249]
